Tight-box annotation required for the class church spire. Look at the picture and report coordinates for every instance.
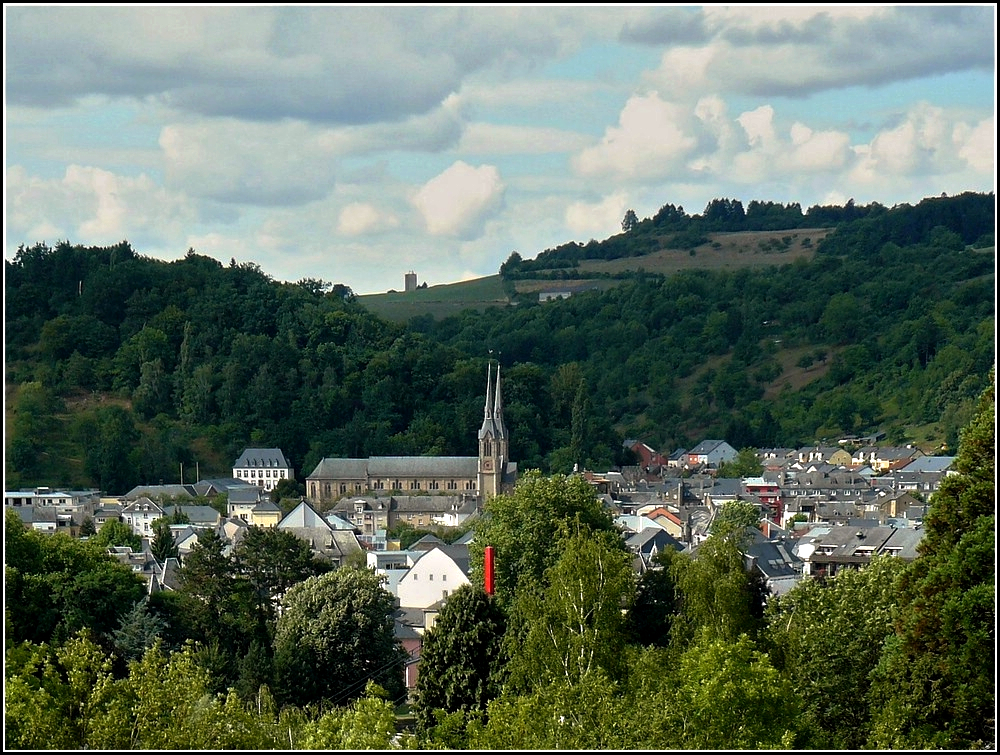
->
[479,362,497,440]
[478,356,510,499]
[493,362,506,440]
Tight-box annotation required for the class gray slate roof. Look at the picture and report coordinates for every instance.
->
[234,448,291,469]
[309,456,479,478]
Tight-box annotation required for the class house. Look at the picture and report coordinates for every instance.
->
[876,492,928,522]
[277,499,365,566]
[642,507,685,539]
[743,476,783,521]
[164,504,222,530]
[395,619,423,693]
[795,445,853,467]
[582,469,627,497]
[4,487,101,514]
[368,549,425,596]
[308,364,515,505]
[148,557,183,594]
[251,500,282,528]
[615,513,667,536]
[121,497,165,538]
[173,525,206,559]
[757,448,797,472]
[395,495,480,529]
[396,544,471,610]
[851,445,925,473]
[192,478,257,498]
[898,455,955,474]
[686,440,737,469]
[123,483,199,501]
[700,477,742,507]
[870,446,925,473]
[228,486,267,522]
[794,524,924,578]
[666,449,688,469]
[92,503,123,528]
[625,528,684,572]
[625,440,669,471]
[331,497,393,542]
[233,448,294,492]
[7,505,59,534]
[329,494,479,546]
[742,530,803,596]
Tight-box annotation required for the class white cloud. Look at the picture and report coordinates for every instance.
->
[787,125,851,172]
[337,203,399,236]
[737,106,778,150]
[6,164,197,251]
[565,192,629,239]
[955,117,995,175]
[412,161,505,238]
[572,92,699,181]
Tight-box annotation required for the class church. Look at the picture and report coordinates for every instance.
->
[306,363,517,507]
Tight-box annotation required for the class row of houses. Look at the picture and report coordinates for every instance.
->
[626,438,933,476]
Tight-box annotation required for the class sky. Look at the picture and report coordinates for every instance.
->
[4,5,996,295]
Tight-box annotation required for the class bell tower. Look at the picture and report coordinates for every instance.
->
[478,361,507,498]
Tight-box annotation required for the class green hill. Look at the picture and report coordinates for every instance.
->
[5,192,994,493]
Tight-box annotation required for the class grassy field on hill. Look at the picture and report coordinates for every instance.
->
[361,228,831,322]
[358,274,509,322]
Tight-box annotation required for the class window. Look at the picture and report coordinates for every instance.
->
[442,574,447,582]
[429,574,434,581]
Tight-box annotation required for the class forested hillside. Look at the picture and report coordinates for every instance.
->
[4,191,995,494]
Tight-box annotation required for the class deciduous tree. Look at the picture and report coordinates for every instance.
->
[505,527,633,692]
[272,567,407,708]
[469,471,617,609]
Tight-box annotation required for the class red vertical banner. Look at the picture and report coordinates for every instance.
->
[484,545,495,596]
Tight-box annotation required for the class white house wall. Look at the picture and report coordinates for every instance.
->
[396,548,470,609]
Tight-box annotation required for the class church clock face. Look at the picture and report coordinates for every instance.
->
[483,460,493,472]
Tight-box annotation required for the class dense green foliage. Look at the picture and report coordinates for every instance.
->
[5,192,994,492]
[4,511,146,647]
